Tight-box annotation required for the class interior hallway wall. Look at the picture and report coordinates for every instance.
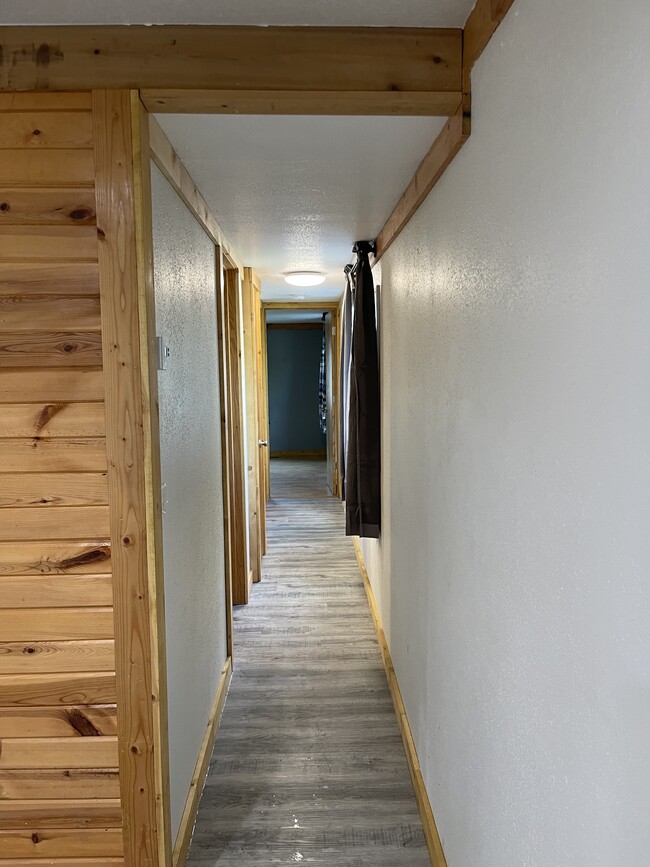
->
[151,163,228,841]
[359,1,650,864]
[267,327,326,453]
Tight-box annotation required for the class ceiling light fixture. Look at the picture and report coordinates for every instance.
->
[284,271,326,287]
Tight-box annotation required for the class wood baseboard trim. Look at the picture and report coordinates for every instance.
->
[270,449,327,459]
[353,538,448,867]
[172,656,233,867]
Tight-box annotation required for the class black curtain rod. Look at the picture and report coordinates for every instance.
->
[352,239,376,256]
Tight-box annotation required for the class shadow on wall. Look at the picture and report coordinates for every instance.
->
[267,327,326,453]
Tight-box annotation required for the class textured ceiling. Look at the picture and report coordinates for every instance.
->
[157,114,447,301]
[1,1,474,303]
[0,0,476,27]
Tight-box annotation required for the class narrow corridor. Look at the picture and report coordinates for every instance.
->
[186,460,429,865]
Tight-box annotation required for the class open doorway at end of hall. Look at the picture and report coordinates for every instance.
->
[264,304,341,499]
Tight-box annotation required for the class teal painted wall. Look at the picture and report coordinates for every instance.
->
[267,328,326,453]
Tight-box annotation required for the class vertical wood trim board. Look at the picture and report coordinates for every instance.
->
[353,539,448,867]
[93,89,169,867]
[130,93,173,867]
[241,269,262,584]
[224,268,249,606]
[0,92,124,861]
[214,249,234,658]
[171,657,233,867]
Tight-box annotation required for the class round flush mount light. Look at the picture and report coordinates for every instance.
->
[284,271,326,287]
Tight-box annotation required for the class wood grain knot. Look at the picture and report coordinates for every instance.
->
[70,207,95,222]
[66,707,103,737]
[59,546,111,570]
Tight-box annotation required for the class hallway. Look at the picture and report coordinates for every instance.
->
[186,460,428,865]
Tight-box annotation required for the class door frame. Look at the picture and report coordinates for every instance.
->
[262,301,341,498]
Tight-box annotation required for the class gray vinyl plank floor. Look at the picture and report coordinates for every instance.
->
[186,459,429,866]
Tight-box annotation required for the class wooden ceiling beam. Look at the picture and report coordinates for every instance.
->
[142,89,462,116]
[0,25,462,116]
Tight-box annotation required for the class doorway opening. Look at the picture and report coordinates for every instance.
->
[264,302,341,500]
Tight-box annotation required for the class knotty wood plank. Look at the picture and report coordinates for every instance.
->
[0,542,111,575]
[0,93,92,112]
[1,27,461,102]
[0,827,123,858]
[0,405,105,438]
[0,439,107,473]
[0,226,98,261]
[0,768,119,799]
[0,736,118,770]
[0,263,99,296]
[0,113,94,149]
[0,609,114,641]
[0,707,117,738]
[0,331,102,367]
[0,798,120,831]
[0,672,116,707]
[0,640,115,674]
[94,89,168,867]
[0,575,112,608]
[143,89,462,116]
[0,473,108,508]
[0,189,96,225]
[0,506,110,541]
[375,110,469,259]
[0,370,103,402]
[0,295,101,331]
[0,150,95,186]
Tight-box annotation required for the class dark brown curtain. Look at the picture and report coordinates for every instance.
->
[339,266,353,500]
[345,243,380,538]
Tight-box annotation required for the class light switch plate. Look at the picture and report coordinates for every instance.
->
[157,336,170,371]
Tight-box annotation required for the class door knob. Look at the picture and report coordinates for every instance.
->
[258,440,268,447]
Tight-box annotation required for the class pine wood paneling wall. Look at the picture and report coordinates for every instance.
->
[0,93,124,863]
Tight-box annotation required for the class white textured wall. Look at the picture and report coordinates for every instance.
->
[151,164,228,842]
[361,1,650,864]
